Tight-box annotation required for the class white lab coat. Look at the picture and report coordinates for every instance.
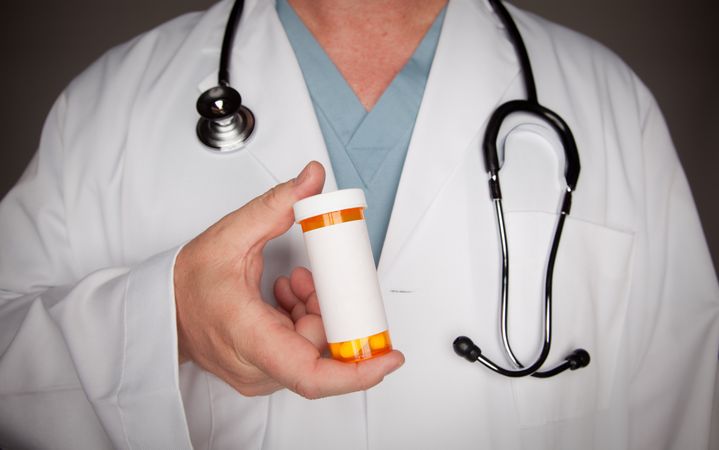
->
[1,0,717,448]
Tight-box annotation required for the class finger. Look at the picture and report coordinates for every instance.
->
[289,267,321,315]
[231,161,325,245]
[274,275,310,321]
[294,313,327,350]
[293,349,405,399]
[274,275,300,313]
[319,350,405,396]
[255,323,404,400]
[274,304,291,320]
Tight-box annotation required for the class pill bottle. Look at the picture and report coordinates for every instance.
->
[293,189,392,363]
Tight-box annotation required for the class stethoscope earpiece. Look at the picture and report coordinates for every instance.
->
[196,85,255,152]
[566,349,590,370]
[453,336,482,362]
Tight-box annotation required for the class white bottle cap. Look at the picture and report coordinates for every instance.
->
[293,189,368,223]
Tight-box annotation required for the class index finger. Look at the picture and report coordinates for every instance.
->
[254,322,404,399]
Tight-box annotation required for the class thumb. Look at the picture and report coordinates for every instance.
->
[233,161,325,244]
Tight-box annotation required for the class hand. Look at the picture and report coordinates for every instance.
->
[174,161,404,399]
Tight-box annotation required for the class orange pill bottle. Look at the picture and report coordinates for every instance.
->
[293,189,392,363]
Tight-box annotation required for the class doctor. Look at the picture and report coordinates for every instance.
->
[1,0,717,449]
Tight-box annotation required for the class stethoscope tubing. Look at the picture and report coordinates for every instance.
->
[452,0,589,378]
[198,0,590,378]
[219,0,246,87]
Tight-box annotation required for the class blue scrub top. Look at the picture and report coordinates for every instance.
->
[277,0,446,265]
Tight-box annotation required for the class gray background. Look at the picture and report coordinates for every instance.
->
[0,0,717,275]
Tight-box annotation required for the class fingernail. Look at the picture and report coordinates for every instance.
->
[294,163,312,185]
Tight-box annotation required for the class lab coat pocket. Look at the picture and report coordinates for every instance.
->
[502,212,634,427]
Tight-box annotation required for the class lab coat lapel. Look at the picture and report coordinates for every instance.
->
[197,0,338,190]
[378,0,519,274]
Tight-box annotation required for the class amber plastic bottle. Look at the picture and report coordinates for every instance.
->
[293,189,392,363]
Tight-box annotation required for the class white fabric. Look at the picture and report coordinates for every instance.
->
[0,0,717,448]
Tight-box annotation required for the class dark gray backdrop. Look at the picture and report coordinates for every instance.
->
[1,0,717,275]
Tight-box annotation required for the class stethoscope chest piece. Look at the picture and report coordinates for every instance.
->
[196,85,255,152]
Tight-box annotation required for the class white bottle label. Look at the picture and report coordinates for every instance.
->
[303,220,388,343]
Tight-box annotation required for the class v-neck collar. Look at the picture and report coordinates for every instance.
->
[276,0,446,151]
[277,0,446,262]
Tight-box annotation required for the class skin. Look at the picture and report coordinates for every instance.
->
[289,0,448,110]
[174,162,404,399]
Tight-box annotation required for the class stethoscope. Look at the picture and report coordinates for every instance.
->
[196,0,590,378]
[196,0,254,151]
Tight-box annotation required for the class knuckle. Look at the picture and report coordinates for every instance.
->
[231,371,271,397]
[235,383,272,397]
[293,379,321,400]
[260,185,282,212]
[234,372,261,388]
[235,384,260,397]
